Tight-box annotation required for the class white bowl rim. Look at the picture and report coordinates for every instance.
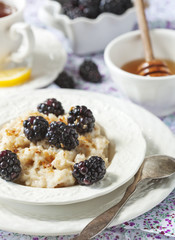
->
[104,28,175,82]
[44,0,135,25]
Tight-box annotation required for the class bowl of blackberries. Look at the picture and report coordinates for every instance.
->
[39,0,136,55]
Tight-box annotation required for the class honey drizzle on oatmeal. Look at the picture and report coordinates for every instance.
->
[79,135,96,149]
[25,159,34,167]
[38,152,56,168]
[6,128,19,137]
[59,115,67,124]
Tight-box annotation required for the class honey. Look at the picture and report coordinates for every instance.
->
[121,59,175,75]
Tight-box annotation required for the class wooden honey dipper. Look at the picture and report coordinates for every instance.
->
[135,0,172,77]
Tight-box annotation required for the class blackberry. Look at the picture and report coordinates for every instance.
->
[46,121,79,150]
[61,0,100,19]
[72,156,106,185]
[46,122,61,148]
[79,0,100,8]
[0,150,21,181]
[79,0,100,18]
[54,71,75,89]
[71,0,79,7]
[37,98,64,117]
[61,0,83,19]
[68,105,95,134]
[82,6,99,19]
[100,0,132,15]
[123,0,133,9]
[59,122,79,150]
[56,0,132,19]
[65,7,84,19]
[23,116,49,142]
[79,60,102,83]
[55,0,78,7]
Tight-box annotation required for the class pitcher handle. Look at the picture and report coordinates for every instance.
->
[9,22,35,63]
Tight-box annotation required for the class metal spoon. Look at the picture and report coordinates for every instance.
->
[72,155,175,240]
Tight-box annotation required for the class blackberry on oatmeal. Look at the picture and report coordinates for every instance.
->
[23,116,49,142]
[0,150,21,181]
[68,105,95,134]
[72,156,106,185]
[46,121,79,150]
[37,98,64,117]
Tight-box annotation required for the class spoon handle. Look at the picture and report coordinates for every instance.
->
[72,169,143,240]
[135,0,154,61]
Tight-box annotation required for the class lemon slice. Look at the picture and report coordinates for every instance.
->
[0,68,31,87]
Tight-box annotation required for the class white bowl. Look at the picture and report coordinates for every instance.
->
[104,29,175,117]
[0,89,146,205]
[38,0,136,55]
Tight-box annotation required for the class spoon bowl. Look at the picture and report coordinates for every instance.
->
[73,154,175,240]
[142,155,175,179]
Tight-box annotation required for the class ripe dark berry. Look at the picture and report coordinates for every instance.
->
[72,156,106,185]
[79,60,102,83]
[56,0,78,7]
[23,116,49,142]
[0,150,21,181]
[37,98,64,117]
[54,71,75,89]
[82,6,99,19]
[123,0,133,9]
[71,0,79,7]
[59,122,79,150]
[100,0,133,15]
[79,0,100,18]
[46,122,79,150]
[55,0,132,19]
[79,0,100,7]
[46,122,61,148]
[68,105,95,134]
[63,5,84,19]
[61,1,83,19]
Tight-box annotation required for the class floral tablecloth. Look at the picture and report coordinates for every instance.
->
[1,0,175,239]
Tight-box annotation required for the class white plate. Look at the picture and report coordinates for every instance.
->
[0,90,146,204]
[0,27,67,90]
[0,89,174,236]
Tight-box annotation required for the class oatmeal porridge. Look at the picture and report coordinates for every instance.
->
[0,100,109,188]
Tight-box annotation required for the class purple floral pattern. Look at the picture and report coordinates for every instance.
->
[0,0,174,239]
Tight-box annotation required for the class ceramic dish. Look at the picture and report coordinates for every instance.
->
[38,0,136,55]
[0,89,146,205]
[0,26,67,90]
[0,90,174,236]
[104,29,175,117]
